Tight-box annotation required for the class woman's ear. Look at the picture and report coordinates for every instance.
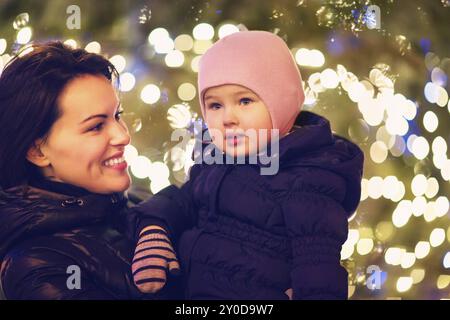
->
[26,139,51,168]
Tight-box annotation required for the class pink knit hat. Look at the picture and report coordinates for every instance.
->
[198,30,304,137]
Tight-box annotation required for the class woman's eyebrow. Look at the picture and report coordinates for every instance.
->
[79,114,107,124]
[79,102,121,124]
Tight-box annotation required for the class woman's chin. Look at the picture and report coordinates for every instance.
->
[115,175,132,192]
[97,174,132,194]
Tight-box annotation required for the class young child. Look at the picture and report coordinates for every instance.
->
[130,31,364,299]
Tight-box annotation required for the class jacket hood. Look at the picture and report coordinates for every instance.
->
[195,110,364,217]
[0,185,127,259]
[280,110,365,217]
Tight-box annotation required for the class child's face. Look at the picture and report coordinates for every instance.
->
[204,84,273,157]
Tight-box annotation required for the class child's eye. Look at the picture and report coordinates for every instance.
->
[208,103,222,110]
[240,98,253,106]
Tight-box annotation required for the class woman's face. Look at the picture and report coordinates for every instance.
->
[204,84,273,157]
[28,74,131,194]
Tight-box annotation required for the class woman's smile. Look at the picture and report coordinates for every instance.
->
[102,152,128,171]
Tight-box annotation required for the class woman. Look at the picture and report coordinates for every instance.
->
[0,42,181,299]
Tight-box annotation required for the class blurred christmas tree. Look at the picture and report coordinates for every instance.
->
[1,0,449,299]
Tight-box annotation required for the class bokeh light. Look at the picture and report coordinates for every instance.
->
[1,1,449,301]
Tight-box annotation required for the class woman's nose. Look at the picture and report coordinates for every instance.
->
[110,121,131,146]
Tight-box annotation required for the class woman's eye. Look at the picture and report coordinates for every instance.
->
[240,98,253,105]
[89,123,104,132]
[208,103,222,110]
[88,110,123,132]
[115,110,124,120]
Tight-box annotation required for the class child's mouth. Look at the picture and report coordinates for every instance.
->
[225,134,245,146]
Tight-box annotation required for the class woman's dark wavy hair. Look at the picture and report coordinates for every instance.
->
[0,41,120,190]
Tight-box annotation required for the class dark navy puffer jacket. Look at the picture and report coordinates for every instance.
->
[133,110,364,300]
[0,181,182,300]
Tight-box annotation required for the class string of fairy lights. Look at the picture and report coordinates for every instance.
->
[0,4,449,299]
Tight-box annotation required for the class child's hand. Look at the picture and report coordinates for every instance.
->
[132,225,180,293]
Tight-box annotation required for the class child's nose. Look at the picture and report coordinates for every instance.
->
[222,106,239,127]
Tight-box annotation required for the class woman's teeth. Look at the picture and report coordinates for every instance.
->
[103,156,126,167]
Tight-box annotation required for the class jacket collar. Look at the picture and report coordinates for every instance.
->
[0,184,127,259]
[28,176,92,197]
[277,110,334,162]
